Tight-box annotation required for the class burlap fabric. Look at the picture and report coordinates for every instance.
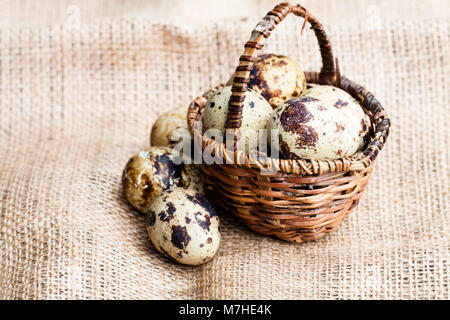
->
[0,4,449,299]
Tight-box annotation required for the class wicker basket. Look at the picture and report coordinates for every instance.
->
[187,2,390,242]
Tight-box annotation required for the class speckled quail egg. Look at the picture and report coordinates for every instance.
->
[122,147,205,213]
[302,85,372,146]
[268,92,371,160]
[202,86,273,152]
[180,164,205,195]
[305,83,320,90]
[146,187,220,265]
[229,54,306,108]
[150,105,189,147]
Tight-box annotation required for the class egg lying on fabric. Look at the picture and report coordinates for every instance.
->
[122,147,205,213]
[268,87,371,160]
[180,165,205,195]
[202,86,272,152]
[229,54,306,108]
[146,187,220,265]
[150,105,189,147]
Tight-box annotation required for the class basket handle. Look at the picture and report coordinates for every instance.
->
[226,2,335,130]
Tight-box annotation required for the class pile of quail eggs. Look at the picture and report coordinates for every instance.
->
[122,53,372,266]
[206,53,371,159]
[122,108,220,266]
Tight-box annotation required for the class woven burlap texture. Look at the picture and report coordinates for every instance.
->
[0,14,449,299]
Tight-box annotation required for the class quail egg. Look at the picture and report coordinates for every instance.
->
[146,187,220,265]
[150,105,189,147]
[303,85,372,145]
[202,86,273,152]
[229,54,306,108]
[268,91,371,160]
[181,164,205,195]
[122,147,204,213]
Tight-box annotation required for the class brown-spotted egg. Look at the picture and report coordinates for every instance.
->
[122,147,205,213]
[202,86,272,152]
[146,187,220,265]
[302,85,372,147]
[150,105,189,147]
